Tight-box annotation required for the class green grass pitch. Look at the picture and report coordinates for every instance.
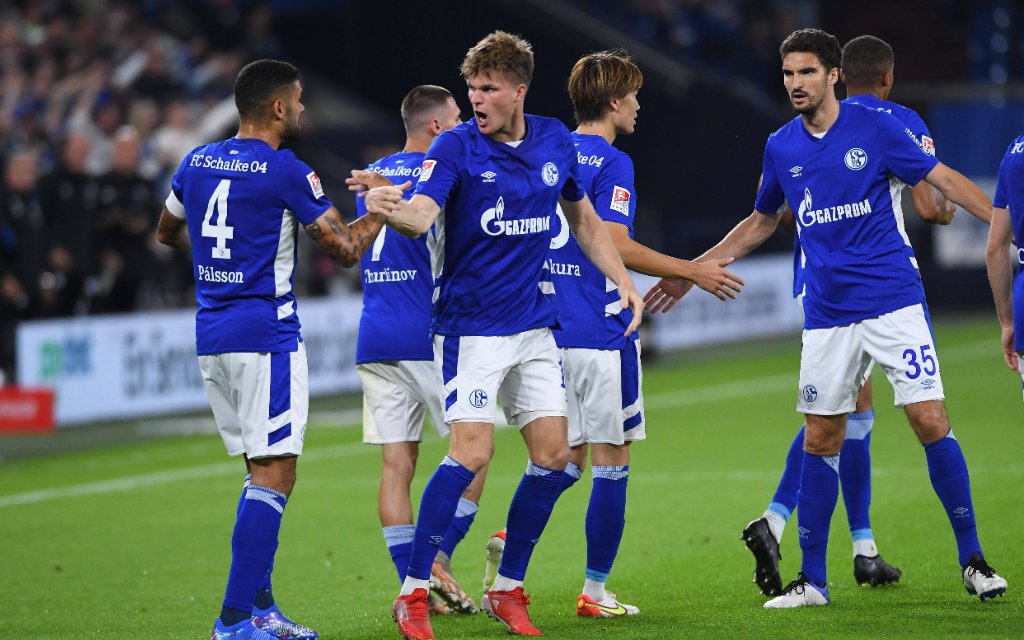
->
[1,315,1021,638]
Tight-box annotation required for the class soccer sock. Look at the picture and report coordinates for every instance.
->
[558,461,582,495]
[924,430,982,567]
[383,524,416,582]
[438,498,478,562]
[765,425,805,542]
[235,474,276,611]
[401,456,476,591]
[220,485,287,626]
[840,410,875,555]
[498,461,565,582]
[585,465,628,591]
[797,454,840,587]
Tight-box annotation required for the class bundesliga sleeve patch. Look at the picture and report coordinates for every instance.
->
[419,159,436,182]
[306,171,325,198]
[610,186,631,215]
[920,135,936,156]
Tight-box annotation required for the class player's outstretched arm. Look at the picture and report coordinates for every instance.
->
[644,209,780,313]
[346,169,394,194]
[303,205,385,268]
[156,206,191,251]
[561,194,644,335]
[923,163,992,224]
[604,222,744,301]
[986,206,1018,372]
[363,182,440,237]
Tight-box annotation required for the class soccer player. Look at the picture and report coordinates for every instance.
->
[364,31,643,639]
[986,135,1024,396]
[739,34,962,596]
[156,59,387,640]
[540,49,743,618]
[652,28,1006,609]
[350,85,485,615]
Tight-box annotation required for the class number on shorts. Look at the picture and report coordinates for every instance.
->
[202,179,234,259]
[903,344,937,379]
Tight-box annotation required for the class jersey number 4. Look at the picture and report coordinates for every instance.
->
[203,179,235,259]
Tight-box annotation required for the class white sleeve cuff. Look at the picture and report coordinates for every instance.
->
[165,191,185,218]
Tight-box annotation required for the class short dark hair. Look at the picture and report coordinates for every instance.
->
[842,35,894,87]
[779,28,841,73]
[568,49,643,125]
[234,59,300,120]
[400,85,455,132]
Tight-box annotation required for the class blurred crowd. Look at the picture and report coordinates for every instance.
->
[0,0,280,381]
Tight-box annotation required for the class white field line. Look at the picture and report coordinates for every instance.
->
[0,339,994,509]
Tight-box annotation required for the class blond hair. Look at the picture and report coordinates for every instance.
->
[460,31,534,86]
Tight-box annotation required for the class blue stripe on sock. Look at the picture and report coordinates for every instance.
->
[768,501,792,520]
[851,528,874,541]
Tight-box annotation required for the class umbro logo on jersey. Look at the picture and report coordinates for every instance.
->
[789,166,803,177]
[481,170,497,183]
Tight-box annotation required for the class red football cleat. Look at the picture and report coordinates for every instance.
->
[392,588,434,640]
[482,587,542,636]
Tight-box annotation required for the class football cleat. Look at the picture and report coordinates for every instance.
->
[431,559,478,614]
[392,588,434,640]
[482,530,506,593]
[854,554,902,587]
[741,518,783,596]
[212,618,278,640]
[482,587,542,636]
[427,592,451,616]
[576,592,640,617]
[764,573,830,609]
[962,552,1008,601]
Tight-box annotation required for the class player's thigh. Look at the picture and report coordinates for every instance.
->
[798,323,871,415]
[232,345,309,459]
[561,341,645,447]
[862,303,945,407]
[358,361,432,444]
[498,328,569,429]
[198,354,244,456]
[433,334,509,425]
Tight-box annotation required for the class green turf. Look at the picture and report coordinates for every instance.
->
[1,315,1021,638]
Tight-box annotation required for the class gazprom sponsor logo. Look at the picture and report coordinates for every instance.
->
[796,187,872,228]
[480,197,551,238]
[198,264,244,283]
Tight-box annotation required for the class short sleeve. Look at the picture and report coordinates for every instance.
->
[556,123,584,202]
[753,140,785,215]
[280,154,334,225]
[903,108,936,157]
[591,152,636,228]
[878,114,939,187]
[993,144,1014,208]
[413,131,461,210]
[164,152,192,218]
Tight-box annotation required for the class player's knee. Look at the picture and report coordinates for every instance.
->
[532,443,570,471]
[803,432,843,456]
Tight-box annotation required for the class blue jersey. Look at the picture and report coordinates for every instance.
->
[414,115,585,337]
[991,134,1024,352]
[791,95,937,298]
[355,151,433,363]
[755,102,938,328]
[549,133,637,350]
[168,137,331,355]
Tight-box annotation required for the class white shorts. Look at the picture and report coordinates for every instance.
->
[798,303,945,415]
[434,328,567,428]
[199,343,309,459]
[358,360,448,444]
[562,341,646,447]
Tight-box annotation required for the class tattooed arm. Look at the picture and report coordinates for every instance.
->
[303,206,385,267]
[156,206,191,251]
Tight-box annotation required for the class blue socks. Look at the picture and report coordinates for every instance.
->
[841,410,874,542]
[924,430,982,567]
[770,426,805,518]
[586,465,628,582]
[221,484,287,625]
[439,498,479,561]
[235,475,275,612]
[383,524,416,582]
[405,456,476,581]
[797,454,839,587]
[500,461,565,581]
[558,461,582,495]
